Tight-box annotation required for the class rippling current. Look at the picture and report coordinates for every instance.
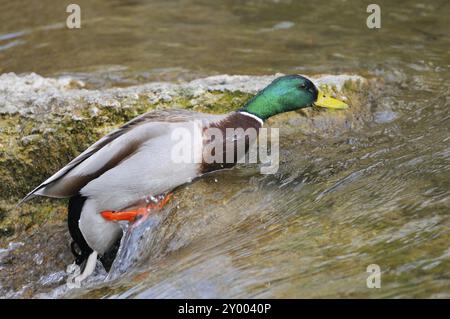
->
[0,0,449,298]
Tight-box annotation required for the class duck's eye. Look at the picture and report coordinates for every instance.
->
[299,83,307,89]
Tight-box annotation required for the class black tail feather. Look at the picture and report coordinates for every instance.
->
[68,194,122,272]
[68,194,92,266]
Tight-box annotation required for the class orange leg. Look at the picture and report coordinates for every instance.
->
[148,193,173,210]
[101,207,147,222]
[101,193,173,222]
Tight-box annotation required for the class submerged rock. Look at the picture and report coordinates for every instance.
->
[0,72,378,298]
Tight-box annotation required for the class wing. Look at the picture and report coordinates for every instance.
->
[19,108,223,204]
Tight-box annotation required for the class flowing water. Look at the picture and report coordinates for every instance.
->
[0,0,449,298]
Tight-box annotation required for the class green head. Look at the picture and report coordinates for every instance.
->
[241,75,348,120]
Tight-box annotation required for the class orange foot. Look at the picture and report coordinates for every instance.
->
[101,193,173,223]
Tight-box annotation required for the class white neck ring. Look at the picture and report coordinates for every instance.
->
[238,111,264,126]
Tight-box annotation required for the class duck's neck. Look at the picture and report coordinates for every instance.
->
[208,112,263,135]
[240,86,282,120]
[220,111,264,130]
[237,110,264,126]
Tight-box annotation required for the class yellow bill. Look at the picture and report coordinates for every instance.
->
[314,90,348,109]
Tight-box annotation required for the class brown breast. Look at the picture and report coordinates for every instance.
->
[200,112,263,174]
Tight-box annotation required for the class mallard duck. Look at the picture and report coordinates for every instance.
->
[20,75,347,284]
